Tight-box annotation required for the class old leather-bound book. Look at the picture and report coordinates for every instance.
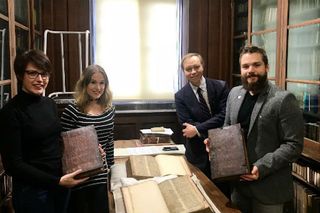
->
[121,175,212,213]
[61,125,104,179]
[208,123,250,181]
[126,155,191,179]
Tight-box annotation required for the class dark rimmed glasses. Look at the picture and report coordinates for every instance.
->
[25,70,50,80]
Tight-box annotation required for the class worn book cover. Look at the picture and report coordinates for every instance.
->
[61,125,104,179]
[126,155,191,179]
[121,175,212,213]
[208,123,250,181]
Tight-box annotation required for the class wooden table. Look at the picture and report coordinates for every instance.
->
[109,139,241,213]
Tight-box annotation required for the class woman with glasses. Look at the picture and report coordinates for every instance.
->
[0,49,87,213]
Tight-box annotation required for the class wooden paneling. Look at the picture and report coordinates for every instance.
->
[188,0,209,77]
[187,0,232,82]
[42,0,90,95]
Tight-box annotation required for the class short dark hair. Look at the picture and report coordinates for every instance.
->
[14,49,52,83]
[239,45,269,66]
[181,53,204,70]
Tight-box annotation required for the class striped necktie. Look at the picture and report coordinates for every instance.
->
[197,87,211,117]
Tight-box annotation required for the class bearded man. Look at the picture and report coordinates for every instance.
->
[211,45,304,213]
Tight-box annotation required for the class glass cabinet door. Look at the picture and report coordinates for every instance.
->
[0,0,8,16]
[34,0,41,31]
[14,0,29,26]
[286,0,320,143]
[289,0,320,25]
[0,0,42,107]
[15,27,29,55]
[251,32,277,79]
[252,0,277,31]
[251,0,278,80]
[232,0,248,87]
[0,0,8,109]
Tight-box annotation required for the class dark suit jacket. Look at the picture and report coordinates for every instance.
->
[174,78,229,173]
[225,81,304,204]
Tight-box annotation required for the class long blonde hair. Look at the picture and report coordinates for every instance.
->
[74,64,113,113]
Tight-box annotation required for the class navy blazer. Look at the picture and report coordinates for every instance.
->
[174,78,229,172]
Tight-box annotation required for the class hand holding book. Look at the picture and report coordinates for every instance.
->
[205,123,250,181]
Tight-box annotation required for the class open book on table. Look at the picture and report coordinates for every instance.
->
[126,154,192,179]
[121,175,212,213]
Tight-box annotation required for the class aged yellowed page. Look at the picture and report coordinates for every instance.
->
[159,176,211,213]
[128,155,161,178]
[121,180,170,213]
[156,155,192,176]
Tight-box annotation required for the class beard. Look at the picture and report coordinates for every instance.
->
[241,72,268,93]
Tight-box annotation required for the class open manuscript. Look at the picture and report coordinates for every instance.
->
[126,155,192,179]
[121,175,212,213]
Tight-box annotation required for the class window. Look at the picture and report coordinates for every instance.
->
[93,0,181,100]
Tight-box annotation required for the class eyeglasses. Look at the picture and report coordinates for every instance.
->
[184,64,201,72]
[25,70,50,80]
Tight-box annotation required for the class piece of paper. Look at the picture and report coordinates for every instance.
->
[140,128,173,135]
[114,144,185,157]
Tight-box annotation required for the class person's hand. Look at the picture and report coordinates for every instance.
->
[59,169,89,188]
[240,165,259,181]
[182,123,197,138]
[204,138,210,153]
[203,138,211,160]
[98,144,106,160]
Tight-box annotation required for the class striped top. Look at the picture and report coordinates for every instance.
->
[60,104,115,190]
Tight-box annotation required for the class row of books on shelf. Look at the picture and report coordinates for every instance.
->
[294,180,320,213]
[292,162,320,188]
[304,122,320,142]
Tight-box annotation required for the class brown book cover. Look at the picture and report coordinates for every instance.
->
[61,125,104,179]
[208,123,250,181]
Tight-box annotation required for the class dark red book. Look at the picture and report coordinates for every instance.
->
[208,123,250,181]
[61,125,104,179]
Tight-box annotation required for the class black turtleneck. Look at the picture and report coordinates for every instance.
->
[0,90,62,188]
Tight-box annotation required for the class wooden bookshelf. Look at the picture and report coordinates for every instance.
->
[302,139,320,164]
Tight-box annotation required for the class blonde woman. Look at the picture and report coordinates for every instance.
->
[61,64,115,213]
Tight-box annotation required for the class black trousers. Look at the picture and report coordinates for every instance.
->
[12,181,70,213]
[67,183,109,213]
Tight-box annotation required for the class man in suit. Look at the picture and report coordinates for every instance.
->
[174,53,229,178]
[206,45,304,213]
